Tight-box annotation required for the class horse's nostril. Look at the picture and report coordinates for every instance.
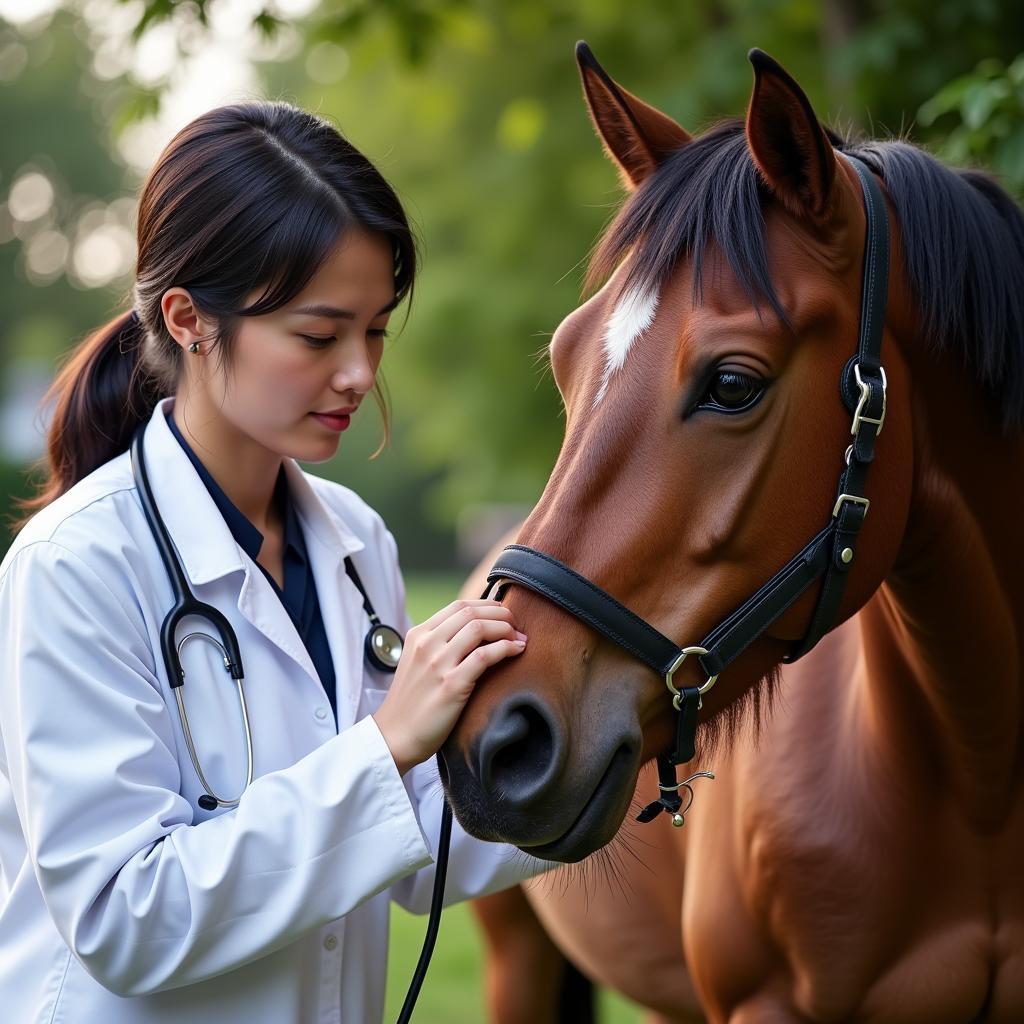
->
[478,698,561,804]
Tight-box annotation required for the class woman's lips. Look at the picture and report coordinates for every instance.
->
[310,411,351,432]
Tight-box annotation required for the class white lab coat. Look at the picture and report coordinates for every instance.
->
[0,395,547,1024]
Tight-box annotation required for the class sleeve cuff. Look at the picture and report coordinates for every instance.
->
[353,714,433,869]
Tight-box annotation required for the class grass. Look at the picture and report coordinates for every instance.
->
[381,574,646,1023]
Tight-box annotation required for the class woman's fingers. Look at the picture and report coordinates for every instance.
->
[444,616,526,667]
[419,598,507,633]
[435,602,515,644]
[446,637,527,693]
[373,598,527,775]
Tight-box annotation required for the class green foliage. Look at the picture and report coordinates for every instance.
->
[386,900,645,1023]
[918,53,1024,195]
[0,459,35,542]
[4,1,1024,567]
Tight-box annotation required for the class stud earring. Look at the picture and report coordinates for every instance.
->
[188,342,200,354]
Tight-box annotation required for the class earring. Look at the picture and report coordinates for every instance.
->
[188,342,200,354]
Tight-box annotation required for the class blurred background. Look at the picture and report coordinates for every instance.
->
[2,1,1022,1020]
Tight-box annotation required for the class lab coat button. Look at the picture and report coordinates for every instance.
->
[323,934,338,951]
[314,707,329,721]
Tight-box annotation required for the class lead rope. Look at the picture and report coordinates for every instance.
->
[395,578,498,1022]
[635,686,714,827]
[395,795,452,1023]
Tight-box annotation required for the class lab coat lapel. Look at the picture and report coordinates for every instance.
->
[142,399,315,688]
[233,568,321,689]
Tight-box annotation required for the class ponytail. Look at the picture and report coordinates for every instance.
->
[10,310,164,533]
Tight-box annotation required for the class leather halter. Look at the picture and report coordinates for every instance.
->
[484,154,890,823]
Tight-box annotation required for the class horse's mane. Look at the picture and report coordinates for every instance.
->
[585,118,1024,434]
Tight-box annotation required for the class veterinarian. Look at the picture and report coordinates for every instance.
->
[0,99,546,1023]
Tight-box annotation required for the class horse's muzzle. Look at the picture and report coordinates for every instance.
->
[442,689,643,861]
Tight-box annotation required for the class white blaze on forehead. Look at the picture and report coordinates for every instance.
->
[592,282,660,408]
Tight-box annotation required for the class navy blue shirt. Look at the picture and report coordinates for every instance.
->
[165,409,338,722]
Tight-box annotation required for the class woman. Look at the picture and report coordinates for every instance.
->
[0,100,545,1023]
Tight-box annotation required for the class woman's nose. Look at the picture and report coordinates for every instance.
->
[333,341,376,394]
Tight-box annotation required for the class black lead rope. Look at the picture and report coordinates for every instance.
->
[395,578,498,1023]
[396,797,452,1024]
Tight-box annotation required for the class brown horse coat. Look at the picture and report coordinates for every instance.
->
[455,45,1024,1023]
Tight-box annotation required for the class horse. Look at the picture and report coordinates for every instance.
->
[447,40,1024,1023]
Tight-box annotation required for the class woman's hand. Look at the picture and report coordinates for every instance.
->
[372,599,527,775]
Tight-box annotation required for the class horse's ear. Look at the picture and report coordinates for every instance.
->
[576,40,691,191]
[745,48,837,222]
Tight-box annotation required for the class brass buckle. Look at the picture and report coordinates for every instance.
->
[851,363,887,437]
[832,492,870,519]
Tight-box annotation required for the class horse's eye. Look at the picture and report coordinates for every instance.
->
[697,370,766,413]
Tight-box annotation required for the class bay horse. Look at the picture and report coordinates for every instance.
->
[448,41,1024,1023]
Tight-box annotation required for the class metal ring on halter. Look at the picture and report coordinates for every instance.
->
[664,645,719,709]
[175,631,254,808]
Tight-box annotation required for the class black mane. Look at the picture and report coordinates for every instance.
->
[586,118,1024,433]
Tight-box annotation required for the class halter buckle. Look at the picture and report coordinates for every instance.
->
[832,493,870,519]
[851,363,887,438]
[665,645,719,708]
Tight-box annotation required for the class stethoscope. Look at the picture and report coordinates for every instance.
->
[128,422,405,812]
[129,421,452,1023]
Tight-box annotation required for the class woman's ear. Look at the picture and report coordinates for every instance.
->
[576,40,691,192]
[161,287,215,355]
[745,48,837,222]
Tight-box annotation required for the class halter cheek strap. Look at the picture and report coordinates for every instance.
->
[484,154,889,823]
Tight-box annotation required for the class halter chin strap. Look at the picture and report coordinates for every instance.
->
[484,154,889,822]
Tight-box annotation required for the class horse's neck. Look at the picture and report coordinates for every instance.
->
[861,341,1024,827]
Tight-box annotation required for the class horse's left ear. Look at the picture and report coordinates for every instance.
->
[576,40,692,191]
[745,48,837,222]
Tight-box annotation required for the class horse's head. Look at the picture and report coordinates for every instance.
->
[441,44,918,861]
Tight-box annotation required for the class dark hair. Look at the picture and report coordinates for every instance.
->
[12,100,418,532]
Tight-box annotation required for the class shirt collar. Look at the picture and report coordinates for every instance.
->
[139,396,364,586]
[164,406,267,561]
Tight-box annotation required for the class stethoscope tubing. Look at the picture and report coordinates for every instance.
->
[173,630,255,808]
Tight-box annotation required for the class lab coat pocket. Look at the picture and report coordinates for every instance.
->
[358,686,390,720]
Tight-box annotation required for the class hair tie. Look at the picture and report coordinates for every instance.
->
[128,309,140,325]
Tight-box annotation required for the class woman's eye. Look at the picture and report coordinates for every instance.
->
[299,334,335,348]
[696,370,767,413]
[299,330,388,348]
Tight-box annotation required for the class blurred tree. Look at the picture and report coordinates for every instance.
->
[0,9,142,547]
[3,0,1023,566]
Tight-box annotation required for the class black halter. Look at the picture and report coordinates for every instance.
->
[484,154,889,825]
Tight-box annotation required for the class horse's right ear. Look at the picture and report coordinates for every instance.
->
[576,40,691,192]
[745,48,837,222]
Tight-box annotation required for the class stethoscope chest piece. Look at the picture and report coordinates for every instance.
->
[366,623,403,672]
[345,555,402,674]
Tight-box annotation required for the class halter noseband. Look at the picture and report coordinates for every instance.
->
[484,154,889,825]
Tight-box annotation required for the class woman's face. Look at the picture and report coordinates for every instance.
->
[192,228,397,463]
